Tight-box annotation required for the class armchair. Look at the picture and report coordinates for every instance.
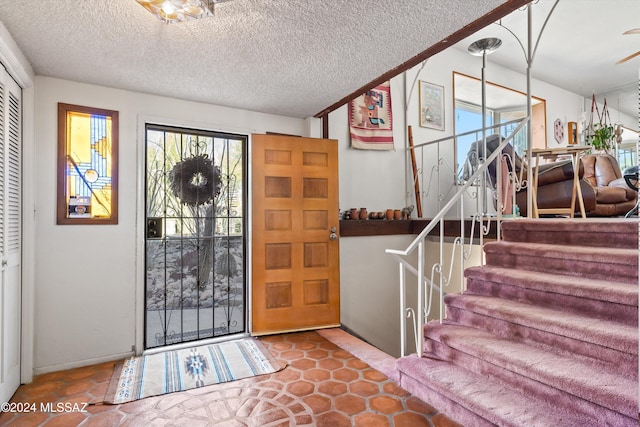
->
[514,156,596,217]
[580,154,637,216]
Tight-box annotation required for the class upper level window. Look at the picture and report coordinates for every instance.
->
[454,100,496,179]
[453,72,547,182]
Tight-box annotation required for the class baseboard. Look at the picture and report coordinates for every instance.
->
[338,324,374,346]
[317,326,399,382]
[32,350,134,376]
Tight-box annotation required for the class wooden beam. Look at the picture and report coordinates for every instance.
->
[314,0,532,118]
[322,113,329,139]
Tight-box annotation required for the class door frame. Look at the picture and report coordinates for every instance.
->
[21,85,35,385]
[0,33,35,385]
[135,116,255,354]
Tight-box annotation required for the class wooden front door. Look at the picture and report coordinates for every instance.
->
[251,134,340,335]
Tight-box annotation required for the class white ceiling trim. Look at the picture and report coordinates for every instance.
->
[0,20,33,88]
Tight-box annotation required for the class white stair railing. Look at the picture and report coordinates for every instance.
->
[387,117,530,357]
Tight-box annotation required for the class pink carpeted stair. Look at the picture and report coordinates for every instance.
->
[396,219,639,426]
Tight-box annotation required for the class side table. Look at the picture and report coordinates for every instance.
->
[530,147,589,218]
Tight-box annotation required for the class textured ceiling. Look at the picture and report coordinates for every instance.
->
[2,1,634,121]
[0,0,514,118]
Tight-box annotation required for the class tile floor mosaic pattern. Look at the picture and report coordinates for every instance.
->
[0,331,462,426]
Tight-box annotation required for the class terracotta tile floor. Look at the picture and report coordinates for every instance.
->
[0,331,461,426]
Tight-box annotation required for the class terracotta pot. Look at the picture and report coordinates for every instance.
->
[349,208,357,220]
[359,208,368,220]
[385,209,394,220]
[393,209,402,220]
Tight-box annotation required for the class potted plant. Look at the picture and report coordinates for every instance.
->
[586,122,615,152]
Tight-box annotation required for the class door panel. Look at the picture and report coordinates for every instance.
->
[251,134,339,335]
[0,69,21,404]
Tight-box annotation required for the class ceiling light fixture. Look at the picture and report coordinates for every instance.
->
[135,0,227,23]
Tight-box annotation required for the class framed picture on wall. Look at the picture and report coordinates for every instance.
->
[419,81,444,130]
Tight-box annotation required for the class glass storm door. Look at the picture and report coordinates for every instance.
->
[144,125,246,349]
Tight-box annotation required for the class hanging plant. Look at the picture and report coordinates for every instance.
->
[586,122,615,152]
[169,155,221,206]
[586,94,614,153]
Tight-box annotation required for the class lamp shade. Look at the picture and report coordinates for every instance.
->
[468,38,502,56]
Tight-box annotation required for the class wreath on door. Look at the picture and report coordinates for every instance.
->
[169,155,221,206]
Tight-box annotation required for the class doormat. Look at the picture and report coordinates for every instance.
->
[103,338,285,404]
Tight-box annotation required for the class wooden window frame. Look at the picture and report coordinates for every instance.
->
[57,103,119,225]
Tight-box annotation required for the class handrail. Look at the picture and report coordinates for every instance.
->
[386,116,530,357]
[411,118,523,149]
[387,117,530,258]
[389,252,442,294]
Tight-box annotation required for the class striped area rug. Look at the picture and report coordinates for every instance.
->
[104,338,285,404]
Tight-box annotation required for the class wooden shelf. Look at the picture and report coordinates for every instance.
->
[339,219,497,239]
[339,219,412,237]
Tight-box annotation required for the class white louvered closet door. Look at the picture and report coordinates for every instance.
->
[0,66,21,404]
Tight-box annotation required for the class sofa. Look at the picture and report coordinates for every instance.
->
[463,136,635,217]
[517,153,636,217]
[515,157,596,217]
[462,134,597,217]
[580,153,637,216]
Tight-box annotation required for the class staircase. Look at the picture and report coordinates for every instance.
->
[396,219,639,426]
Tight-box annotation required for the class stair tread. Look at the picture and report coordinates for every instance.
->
[445,294,638,354]
[426,323,637,415]
[484,240,638,266]
[501,218,638,233]
[397,357,604,427]
[401,219,639,425]
[465,265,638,305]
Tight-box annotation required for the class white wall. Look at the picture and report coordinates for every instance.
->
[0,19,37,383]
[338,234,483,358]
[30,39,621,371]
[339,235,413,357]
[330,44,595,358]
[33,76,306,373]
[329,45,590,221]
[587,98,636,133]
[328,77,410,213]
